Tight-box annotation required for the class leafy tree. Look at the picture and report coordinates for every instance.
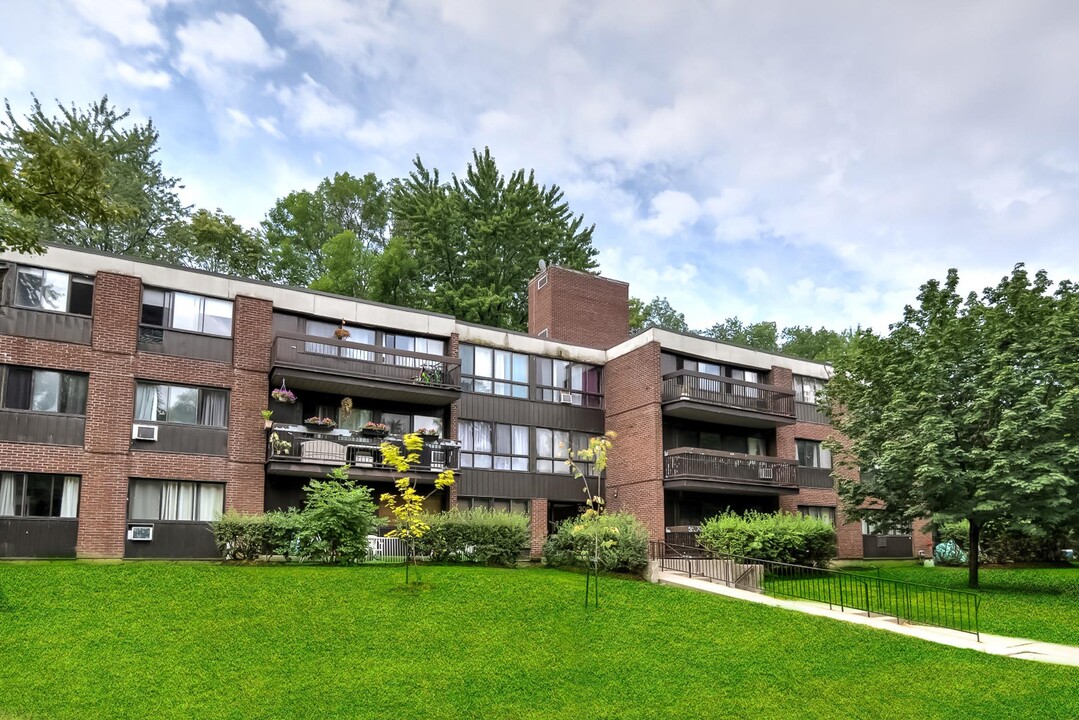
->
[1,95,185,258]
[296,466,380,564]
[171,208,265,277]
[368,235,421,307]
[780,325,851,362]
[628,296,689,333]
[391,147,597,330]
[826,266,1079,588]
[263,171,389,288]
[700,317,779,352]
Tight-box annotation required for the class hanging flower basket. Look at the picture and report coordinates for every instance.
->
[272,381,297,404]
[334,320,351,340]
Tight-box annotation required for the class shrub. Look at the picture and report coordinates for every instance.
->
[263,509,303,560]
[543,512,649,575]
[295,470,380,564]
[935,519,1068,563]
[211,510,267,561]
[415,508,529,566]
[698,511,836,568]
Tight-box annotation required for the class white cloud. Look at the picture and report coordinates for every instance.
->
[176,12,286,94]
[226,107,254,129]
[0,47,26,93]
[113,61,171,89]
[638,190,701,237]
[272,74,357,135]
[71,0,165,47]
[256,117,285,140]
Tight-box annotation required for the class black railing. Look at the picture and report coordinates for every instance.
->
[648,541,980,638]
[664,448,798,486]
[268,429,459,472]
[661,370,795,418]
[272,333,461,390]
[796,466,835,488]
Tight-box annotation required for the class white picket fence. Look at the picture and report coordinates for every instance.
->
[367,535,408,562]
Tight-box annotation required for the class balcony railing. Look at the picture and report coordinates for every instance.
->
[661,371,794,418]
[796,466,835,488]
[664,447,798,486]
[795,401,829,424]
[271,332,461,390]
[268,428,460,472]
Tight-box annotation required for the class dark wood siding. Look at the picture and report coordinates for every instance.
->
[0,518,78,558]
[0,410,85,446]
[130,424,229,456]
[0,307,92,344]
[863,534,914,558]
[456,469,586,502]
[124,521,219,559]
[458,394,604,432]
[795,401,829,424]
[138,327,232,363]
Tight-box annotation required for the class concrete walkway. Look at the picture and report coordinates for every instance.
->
[656,570,1079,668]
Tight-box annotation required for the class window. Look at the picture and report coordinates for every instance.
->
[384,334,445,369]
[129,479,224,521]
[536,428,594,475]
[460,420,528,471]
[461,345,528,398]
[304,320,376,360]
[14,266,94,315]
[535,357,601,407]
[796,439,832,469]
[458,497,529,515]
[799,505,836,526]
[2,367,88,414]
[0,473,80,518]
[795,376,826,404]
[141,289,233,337]
[134,383,228,427]
[862,517,912,536]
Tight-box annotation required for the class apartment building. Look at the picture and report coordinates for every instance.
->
[0,246,931,561]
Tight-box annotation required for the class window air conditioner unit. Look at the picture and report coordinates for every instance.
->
[127,525,153,541]
[132,424,159,441]
[558,391,574,404]
[758,467,774,480]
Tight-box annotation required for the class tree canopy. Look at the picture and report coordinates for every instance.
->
[628,296,689,333]
[699,317,779,352]
[825,266,1079,588]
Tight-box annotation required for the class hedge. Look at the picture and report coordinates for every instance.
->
[542,512,649,575]
[698,510,836,568]
[937,519,1069,563]
[415,508,529,566]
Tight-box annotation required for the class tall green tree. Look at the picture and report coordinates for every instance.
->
[700,317,779,352]
[826,266,1079,588]
[1,96,185,258]
[171,208,265,278]
[780,325,852,361]
[263,171,389,288]
[391,148,597,329]
[628,296,689,333]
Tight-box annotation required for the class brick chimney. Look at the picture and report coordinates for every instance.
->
[527,266,630,349]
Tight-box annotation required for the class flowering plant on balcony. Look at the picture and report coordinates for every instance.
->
[334,320,351,340]
[416,427,440,438]
[271,385,297,404]
[304,416,336,428]
[413,363,444,385]
[361,421,390,437]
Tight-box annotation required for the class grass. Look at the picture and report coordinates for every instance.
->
[0,562,1076,720]
[840,562,1079,646]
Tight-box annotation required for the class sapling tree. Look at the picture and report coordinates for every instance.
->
[380,433,455,584]
[565,431,618,608]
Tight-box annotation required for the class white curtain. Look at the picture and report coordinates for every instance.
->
[130,480,162,520]
[134,384,159,421]
[0,473,16,516]
[161,481,180,520]
[199,391,228,428]
[60,476,80,518]
[176,482,196,520]
[197,484,224,521]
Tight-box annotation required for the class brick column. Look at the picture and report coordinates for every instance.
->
[530,497,549,558]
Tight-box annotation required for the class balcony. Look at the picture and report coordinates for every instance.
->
[271,333,461,406]
[266,427,460,482]
[663,447,799,496]
[661,371,795,428]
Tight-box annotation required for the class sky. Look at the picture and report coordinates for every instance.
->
[3,1,1078,333]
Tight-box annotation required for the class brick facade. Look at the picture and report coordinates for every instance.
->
[527,266,630,349]
[529,497,549,558]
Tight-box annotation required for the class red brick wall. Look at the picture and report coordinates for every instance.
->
[527,266,630,349]
[604,341,665,539]
[529,497,549,558]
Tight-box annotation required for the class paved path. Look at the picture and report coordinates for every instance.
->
[656,570,1079,668]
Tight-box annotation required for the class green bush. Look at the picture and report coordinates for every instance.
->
[542,512,649,575]
[296,473,380,564]
[263,509,303,560]
[698,511,836,568]
[415,508,529,566]
[935,519,1068,563]
[211,510,267,561]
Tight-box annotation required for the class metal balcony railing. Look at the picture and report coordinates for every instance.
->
[661,370,794,418]
[268,429,460,472]
[663,447,798,486]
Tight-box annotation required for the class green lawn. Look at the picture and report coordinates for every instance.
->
[841,562,1079,646]
[1,563,1077,720]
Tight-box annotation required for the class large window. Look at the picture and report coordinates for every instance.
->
[135,383,228,427]
[536,428,594,475]
[2,367,88,415]
[129,479,224,521]
[799,505,836,526]
[0,472,80,518]
[795,376,825,404]
[14,266,94,315]
[796,439,832,469]
[305,320,376,360]
[461,345,528,398]
[141,289,233,337]
[459,420,528,471]
[312,404,444,437]
[535,358,601,407]
[457,497,529,515]
[862,516,912,536]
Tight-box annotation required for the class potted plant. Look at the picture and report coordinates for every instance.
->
[272,382,297,404]
[340,396,353,417]
[269,431,292,456]
[304,416,336,429]
[360,421,389,438]
[416,427,440,439]
[260,409,273,430]
[413,363,443,385]
[334,320,351,340]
